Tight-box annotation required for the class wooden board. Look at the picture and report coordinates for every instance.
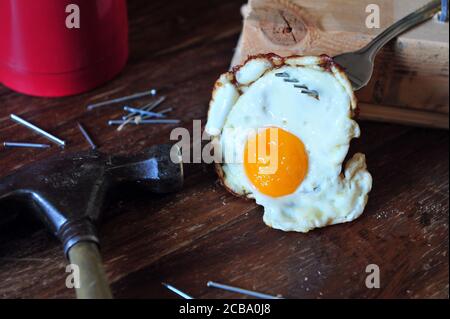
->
[232,0,450,129]
[0,0,448,299]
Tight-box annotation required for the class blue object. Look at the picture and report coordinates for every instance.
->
[440,0,448,22]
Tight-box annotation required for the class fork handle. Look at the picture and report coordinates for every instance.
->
[360,0,442,60]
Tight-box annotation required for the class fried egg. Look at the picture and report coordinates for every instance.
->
[205,54,372,233]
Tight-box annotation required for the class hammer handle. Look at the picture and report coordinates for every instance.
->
[68,242,113,299]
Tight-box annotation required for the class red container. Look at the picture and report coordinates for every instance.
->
[0,0,128,97]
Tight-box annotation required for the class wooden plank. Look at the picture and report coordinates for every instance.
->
[359,103,450,129]
[232,0,449,128]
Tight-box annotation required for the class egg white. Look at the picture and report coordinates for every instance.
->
[206,55,372,233]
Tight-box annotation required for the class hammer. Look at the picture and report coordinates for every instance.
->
[0,144,183,298]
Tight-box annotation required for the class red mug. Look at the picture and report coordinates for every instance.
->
[0,0,129,97]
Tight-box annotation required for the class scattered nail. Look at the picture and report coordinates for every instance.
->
[117,118,133,132]
[3,142,51,149]
[77,122,97,150]
[156,107,173,115]
[162,283,194,299]
[122,96,167,121]
[207,281,283,299]
[10,114,65,147]
[123,106,166,119]
[87,89,158,111]
[108,119,180,126]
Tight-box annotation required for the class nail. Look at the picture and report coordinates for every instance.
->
[140,108,173,120]
[122,107,172,121]
[275,72,290,78]
[294,84,320,100]
[123,106,166,119]
[162,283,194,299]
[108,119,180,126]
[301,89,320,100]
[116,118,133,132]
[10,114,65,147]
[156,107,173,114]
[3,142,51,149]
[122,96,167,121]
[207,281,283,299]
[77,122,97,150]
[87,89,158,111]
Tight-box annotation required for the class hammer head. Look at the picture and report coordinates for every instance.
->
[0,144,183,254]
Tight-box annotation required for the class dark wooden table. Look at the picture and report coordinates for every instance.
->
[0,0,448,299]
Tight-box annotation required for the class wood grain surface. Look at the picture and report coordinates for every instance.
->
[0,0,448,299]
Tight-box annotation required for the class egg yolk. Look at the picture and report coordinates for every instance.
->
[244,127,308,198]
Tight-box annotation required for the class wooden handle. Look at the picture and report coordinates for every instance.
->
[67,242,113,299]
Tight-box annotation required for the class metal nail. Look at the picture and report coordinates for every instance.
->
[87,89,158,111]
[275,72,290,78]
[122,96,167,121]
[277,72,320,99]
[123,107,172,121]
[10,114,66,147]
[301,89,320,100]
[123,106,166,119]
[294,84,320,100]
[138,119,180,124]
[156,107,173,114]
[162,283,194,299]
[142,96,166,112]
[127,108,173,124]
[108,119,180,126]
[77,122,97,150]
[207,281,283,299]
[139,108,173,121]
[116,118,133,132]
[3,142,51,149]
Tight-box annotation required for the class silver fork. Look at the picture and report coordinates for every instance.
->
[333,0,443,91]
